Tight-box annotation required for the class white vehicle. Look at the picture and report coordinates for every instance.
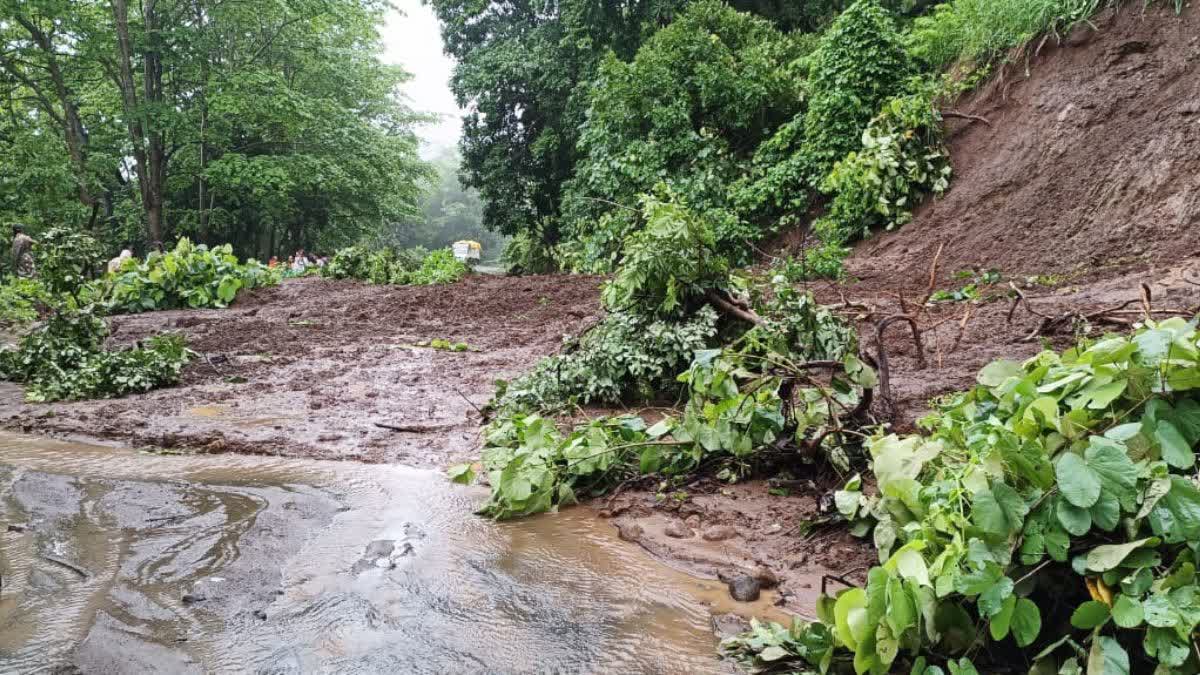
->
[452,240,482,263]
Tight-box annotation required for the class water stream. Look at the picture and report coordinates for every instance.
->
[0,432,782,673]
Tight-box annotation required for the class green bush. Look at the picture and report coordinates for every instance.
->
[321,245,466,286]
[559,1,809,271]
[501,231,559,275]
[801,0,911,182]
[816,78,953,244]
[36,226,104,297]
[727,318,1200,673]
[0,277,51,327]
[0,308,191,402]
[100,238,279,313]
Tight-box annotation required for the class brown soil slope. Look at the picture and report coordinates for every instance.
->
[611,3,1200,610]
[855,3,1200,290]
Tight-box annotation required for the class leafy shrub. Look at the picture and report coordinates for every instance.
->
[36,226,104,296]
[466,337,874,519]
[99,238,278,313]
[321,245,466,286]
[501,231,558,275]
[801,0,911,182]
[0,277,51,327]
[729,318,1200,673]
[497,306,721,412]
[0,308,191,402]
[559,1,809,271]
[816,78,953,245]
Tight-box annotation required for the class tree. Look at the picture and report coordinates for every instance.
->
[558,0,808,271]
[0,0,430,259]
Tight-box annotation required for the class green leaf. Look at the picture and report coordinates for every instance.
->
[1148,476,1200,543]
[1070,600,1110,629]
[1142,595,1177,628]
[1087,636,1129,675]
[1155,420,1195,469]
[1057,499,1092,536]
[978,577,1014,618]
[972,481,1028,537]
[988,594,1016,640]
[446,463,476,485]
[1111,595,1143,628]
[1085,537,1160,572]
[1011,598,1041,647]
[977,360,1023,387]
[1056,453,1100,508]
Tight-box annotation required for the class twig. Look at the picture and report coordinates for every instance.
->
[374,422,455,433]
[1140,282,1153,322]
[41,553,89,579]
[452,386,485,417]
[917,243,945,318]
[941,110,993,127]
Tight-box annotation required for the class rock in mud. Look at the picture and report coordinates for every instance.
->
[701,524,737,542]
[616,521,644,542]
[664,520,694,539]
[181,593,207,604]
[727,575,761,602]
[753,566,780,589]
[28,568,64,593]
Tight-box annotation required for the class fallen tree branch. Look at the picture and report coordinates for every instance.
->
[705,288,763,326]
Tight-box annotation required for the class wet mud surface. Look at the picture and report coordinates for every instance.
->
[0,432,789,673]
[1,275,602,467]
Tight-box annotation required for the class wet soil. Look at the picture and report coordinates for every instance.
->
[1,274,602,467]
[0,431,787,673]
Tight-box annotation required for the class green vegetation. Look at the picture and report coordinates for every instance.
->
[724,319,1200,673]
[321,246,468,286]
[0,308,190,402]
[0,0,427,260]
[100,239,279,313]
[0,277,51,327]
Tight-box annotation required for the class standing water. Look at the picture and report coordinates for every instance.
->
[0,432,780,673]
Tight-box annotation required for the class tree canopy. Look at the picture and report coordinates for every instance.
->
[0,0,429,259]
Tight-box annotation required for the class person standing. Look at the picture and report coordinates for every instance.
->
[10,224,35,278]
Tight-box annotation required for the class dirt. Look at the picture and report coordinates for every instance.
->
[0,274,602,467]
[607,2,1200,610]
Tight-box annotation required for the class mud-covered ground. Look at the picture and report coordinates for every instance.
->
[1,274,601,467]
[2,3,1196,622]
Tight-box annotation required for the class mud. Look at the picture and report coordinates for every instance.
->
[0,275,602,467]
[0,431,799,673]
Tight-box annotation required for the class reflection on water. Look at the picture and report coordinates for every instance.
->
[0,432,780,673]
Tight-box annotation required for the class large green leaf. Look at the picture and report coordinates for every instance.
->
[1056,453,1100,508]
[1085,537,1160,573]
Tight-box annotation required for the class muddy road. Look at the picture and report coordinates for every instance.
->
[1,275,602,467]
[0,431,793,673]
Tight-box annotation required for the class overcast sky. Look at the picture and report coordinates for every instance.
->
[380,0,463,158]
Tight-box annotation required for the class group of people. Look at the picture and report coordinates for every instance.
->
[268,249,328,274]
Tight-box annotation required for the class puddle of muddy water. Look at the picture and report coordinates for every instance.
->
[0,432,785,673]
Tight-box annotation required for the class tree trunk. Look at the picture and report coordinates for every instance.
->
[110,0,167,245]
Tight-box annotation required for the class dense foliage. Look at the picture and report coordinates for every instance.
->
[559,2,809,271]
[0,308,191,402]
[801,0,911,182]
[321,245,468,286]
[0,0,428,258]
[99,239,279,313]
[725,319,1200,673]
[0,277,51,327]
